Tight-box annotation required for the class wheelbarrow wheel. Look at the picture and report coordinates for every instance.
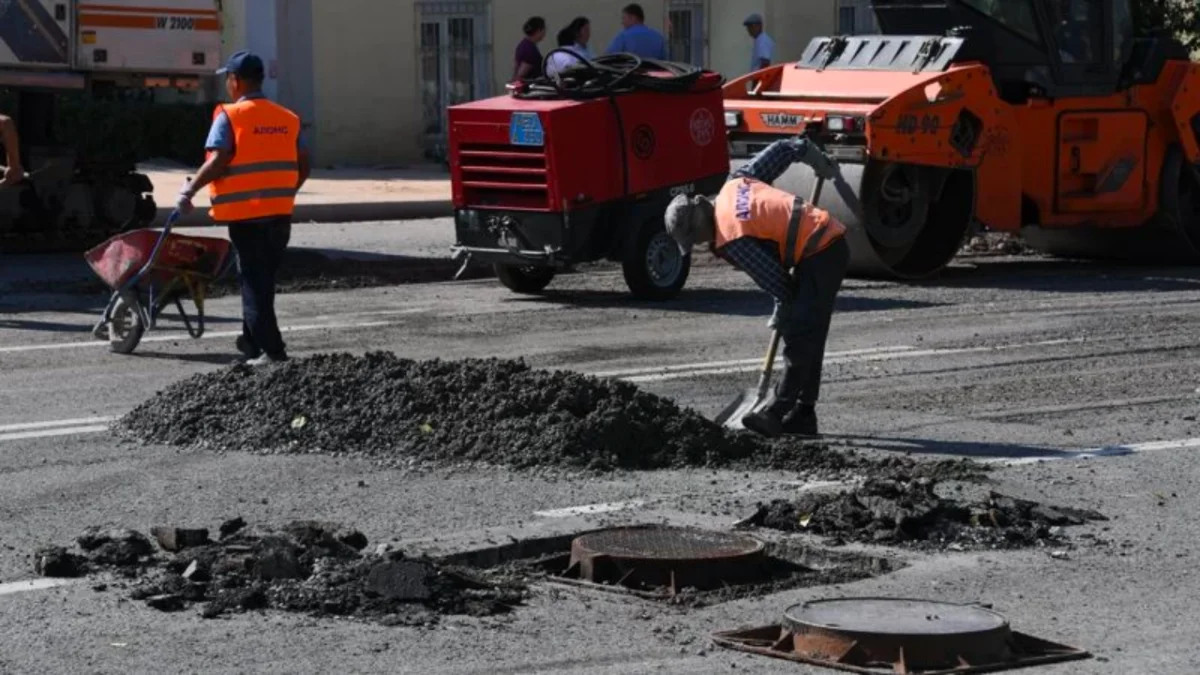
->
[108,291,145,354]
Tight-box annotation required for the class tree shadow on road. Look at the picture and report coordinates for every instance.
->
[511,288,947,317]
[0,318,96,334]
[920,258,1200,293]
[827,433,1113,462]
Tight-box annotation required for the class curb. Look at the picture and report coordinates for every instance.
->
[156,199,454,227]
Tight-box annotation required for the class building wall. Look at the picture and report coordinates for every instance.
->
[491,2,666,88]
[708,0,764,80]
[767,0,837,61]
[216,0,841,165]
[310,0,420,165]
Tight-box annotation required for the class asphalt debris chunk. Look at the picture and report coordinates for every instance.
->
[34,546,87,578]
[960,232,1033,257]
[115,353,984,480]
[745,478,1106,550]
[34,520,526,625]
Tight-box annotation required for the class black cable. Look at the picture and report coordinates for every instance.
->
[516,52,723,200]
[519,51,722,100]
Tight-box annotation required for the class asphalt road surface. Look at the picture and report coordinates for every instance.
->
[1,221,1199,674]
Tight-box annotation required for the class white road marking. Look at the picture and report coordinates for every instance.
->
[992,437,1200,466]
[0,320,394,354]
[533,500,646,518]
[0,416,115,432]
[616,338,1086,384]
[0,578,77,597]
[0,425,111,442]
[590,346,915,379]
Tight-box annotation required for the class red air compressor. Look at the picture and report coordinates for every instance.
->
[448,55,730,299]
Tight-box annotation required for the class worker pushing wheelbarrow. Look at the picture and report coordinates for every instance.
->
[85,208,234,354]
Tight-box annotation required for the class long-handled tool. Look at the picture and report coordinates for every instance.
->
[716,172,827,430]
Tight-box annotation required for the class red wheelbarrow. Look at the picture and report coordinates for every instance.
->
[85,210,234,354]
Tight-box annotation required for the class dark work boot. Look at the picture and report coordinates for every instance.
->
[782,405,819,438]
[742,407,784,439]
[236,335,262,359]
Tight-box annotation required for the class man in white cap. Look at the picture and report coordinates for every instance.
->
[662,137,847,439]
[744,13,774,73]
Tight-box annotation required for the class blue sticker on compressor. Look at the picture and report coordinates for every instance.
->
[509,112,544,147]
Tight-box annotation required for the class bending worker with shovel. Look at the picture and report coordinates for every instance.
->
[663,136,848,438]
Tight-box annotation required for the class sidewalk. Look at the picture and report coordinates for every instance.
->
[142,162,453,226]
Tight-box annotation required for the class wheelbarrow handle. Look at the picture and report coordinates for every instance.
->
[119,208,182,293]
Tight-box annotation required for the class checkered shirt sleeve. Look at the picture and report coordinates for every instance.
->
[731,137,810,185]
[719,236,792,304]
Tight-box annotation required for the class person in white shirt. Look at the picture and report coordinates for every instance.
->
[744,13,774,73]
[546,28,583,77]
[546,17,592,77]
[567,16,593,59]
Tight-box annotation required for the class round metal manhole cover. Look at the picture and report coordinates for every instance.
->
[784,598,1015,670]
[569,526,767,592]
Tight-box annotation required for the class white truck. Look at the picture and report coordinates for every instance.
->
[0,0,222,253]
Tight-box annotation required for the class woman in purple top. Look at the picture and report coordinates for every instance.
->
[513,16,547,81]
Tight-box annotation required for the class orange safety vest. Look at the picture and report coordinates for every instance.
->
[207,98,301,223]
[713,177,845,266]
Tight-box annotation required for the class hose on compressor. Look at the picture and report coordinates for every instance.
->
[515,51,722,100]
[512,52,724,199]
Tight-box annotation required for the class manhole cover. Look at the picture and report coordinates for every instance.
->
[569,525,767,593]
[713,597,1090,674]
[787,599,1012,670]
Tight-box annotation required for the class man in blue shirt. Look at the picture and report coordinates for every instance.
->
[606,3,667,60]
[177,50,310,365]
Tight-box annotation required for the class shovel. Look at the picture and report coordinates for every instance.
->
[716,173,827,430]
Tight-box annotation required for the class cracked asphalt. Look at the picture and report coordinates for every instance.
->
[2,222,1200,674]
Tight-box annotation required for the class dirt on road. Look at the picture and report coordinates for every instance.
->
[36,520,526,626]
[116,352,982,481]
[742,477,1108,551]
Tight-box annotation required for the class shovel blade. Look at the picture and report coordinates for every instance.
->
[715,388,763,430]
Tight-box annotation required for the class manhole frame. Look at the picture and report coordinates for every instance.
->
[712,597,1091,674]
[569,525,770,594]
[435,525,902,607]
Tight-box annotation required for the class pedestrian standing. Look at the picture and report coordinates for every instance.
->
[662,137,847,439]
[744,13,774,73]
[0,114,23,186]
[607,3,668,60]
[546,27,584,78]
[568,16,593,59]
[513,17,547,81]
[176,50,310,366]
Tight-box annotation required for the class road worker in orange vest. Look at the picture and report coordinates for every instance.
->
[177,50,310,365]
[664,137,848,438]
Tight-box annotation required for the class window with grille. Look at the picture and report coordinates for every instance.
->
[415,1,493,160]
[667,1,706,66]
[838,0,878,35]
[838,6,856,34]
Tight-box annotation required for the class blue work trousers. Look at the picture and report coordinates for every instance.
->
[228,217,291,358]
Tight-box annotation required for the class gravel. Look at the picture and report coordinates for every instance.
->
[116,353,980,480]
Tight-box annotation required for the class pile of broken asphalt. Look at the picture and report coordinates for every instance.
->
[117,352,982,480]
[34,520,525,625]
[742,477,1107,551]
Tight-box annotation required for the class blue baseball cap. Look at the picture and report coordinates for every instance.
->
[216,50,265,79]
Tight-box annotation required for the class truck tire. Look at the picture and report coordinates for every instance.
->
[495,264,556,295]
[622,217,690,300]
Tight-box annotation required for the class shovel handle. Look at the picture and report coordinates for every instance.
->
[810,173,825,205]
[755,329,783,398]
